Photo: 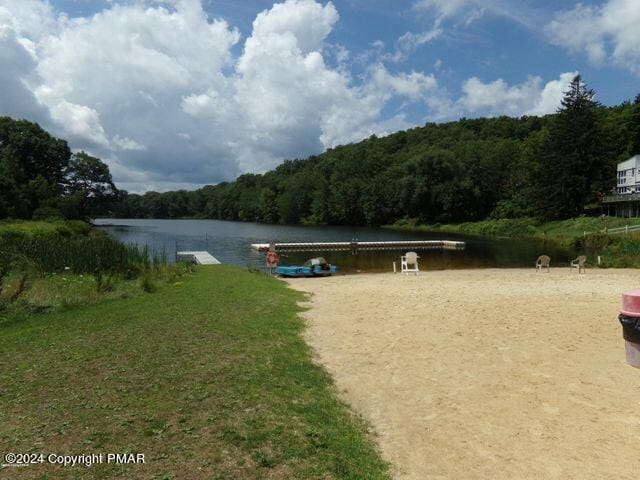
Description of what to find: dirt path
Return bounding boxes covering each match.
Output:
[287,268,640,479]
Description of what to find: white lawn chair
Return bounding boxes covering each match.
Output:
[401,251,420,275]
[535,255,550,272]
[570,255,587,273]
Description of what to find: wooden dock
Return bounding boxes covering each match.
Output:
[250,240,465,253]
[176,251,221,265]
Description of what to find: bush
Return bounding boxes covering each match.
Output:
[32,207,64,221]
[574,233,612,251]
[138,272,157,293]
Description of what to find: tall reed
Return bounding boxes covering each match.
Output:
[0,232,166,276]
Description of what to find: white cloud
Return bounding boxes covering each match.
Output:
[1,0,242,188]
[1,0,445,190]
[388,27,442,63]
[411,0,538,31]
[0,0,578,192]
[0,9,49,120]
[48,100,110,147]
[368,64,437,101]
[431,72,577,119]
[248,0,338,55]
[526,72,578,116]
[412,0,470,20]
[546,0,640,75]
[112,135,147,151]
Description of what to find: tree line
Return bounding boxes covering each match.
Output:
[0,117,118,220]
[2,76,639,224]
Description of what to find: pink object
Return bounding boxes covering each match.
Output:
[620,289,640,316]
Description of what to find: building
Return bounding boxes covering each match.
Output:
[615,155,640,193]
[602,155,640,217]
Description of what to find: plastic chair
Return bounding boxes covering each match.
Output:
[535,255,550,272]
[401,252,420,275]
[569,255,587,273]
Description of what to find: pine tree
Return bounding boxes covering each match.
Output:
[630,94,640,155]
[536,75,609,219]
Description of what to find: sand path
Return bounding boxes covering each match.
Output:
[287,268,640,479]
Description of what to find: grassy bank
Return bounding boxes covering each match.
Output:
[0,266,389,479]
[388,217,640,267]
[0,220,92,236]
[0,220,185,317]
[0,220,165,275]
[388,216,636,239]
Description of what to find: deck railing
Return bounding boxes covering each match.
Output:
[602,193,640,203]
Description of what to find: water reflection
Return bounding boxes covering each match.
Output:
[93,218,576,273]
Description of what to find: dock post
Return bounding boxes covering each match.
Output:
[350,239,358,256]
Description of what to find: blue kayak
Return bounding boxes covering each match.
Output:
[274,257,337,277]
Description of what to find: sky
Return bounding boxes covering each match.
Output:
[0,0,639,192]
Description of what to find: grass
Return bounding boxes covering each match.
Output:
[0,226,162,276]
[0,264,188,321]
[0,266,389,479]
[0,220,91,237]
[0,219,182,316]
[387,216,638,240]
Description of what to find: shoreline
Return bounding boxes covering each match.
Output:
[288,268,640,479]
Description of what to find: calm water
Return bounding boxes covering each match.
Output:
[93,218,576,273]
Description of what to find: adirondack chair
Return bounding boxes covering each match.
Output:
[401,251,420,275]
[570,255,587,273]
[535,255,550,272]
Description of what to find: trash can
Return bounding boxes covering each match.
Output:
[619,289,640,368]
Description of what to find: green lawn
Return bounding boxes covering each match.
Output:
[387,216,639,239]
[0,266,389,479]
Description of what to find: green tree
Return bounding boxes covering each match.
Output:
[631,94,640,155]
[258,188,279,223]
[0,117,71,218]
[63,151,117,219]
[536,75,609,219]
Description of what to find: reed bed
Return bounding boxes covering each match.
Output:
[0,232,166,276]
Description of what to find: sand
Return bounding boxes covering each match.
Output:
[286,268,640,479]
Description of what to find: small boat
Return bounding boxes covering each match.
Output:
[274,257,337,277]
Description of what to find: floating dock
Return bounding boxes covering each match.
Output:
[176,251,221,265]
[250,240,465,253]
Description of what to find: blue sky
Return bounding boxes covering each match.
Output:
[47,0,638,105]
[0,0,639,191]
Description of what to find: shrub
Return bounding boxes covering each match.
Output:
[138,272,157,293]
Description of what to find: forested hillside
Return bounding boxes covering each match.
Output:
[113,77,640,225]
[2,76,639,225]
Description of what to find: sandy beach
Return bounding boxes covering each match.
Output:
[287,268,640,479]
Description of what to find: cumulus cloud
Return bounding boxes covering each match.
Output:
[0,8,50,121]
[1,0,448,190]
[431,71,577,119]
[546,0,640,75]
[0,0,577,192]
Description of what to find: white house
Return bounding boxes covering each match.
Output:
[616,155,640,194]
[603,154,640,217]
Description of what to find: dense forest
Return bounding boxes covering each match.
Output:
[2,76,639,225]
[0,116,118,220]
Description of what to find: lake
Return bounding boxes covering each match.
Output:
[93,218,576,272]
